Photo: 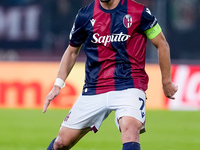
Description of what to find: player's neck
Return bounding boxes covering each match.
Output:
[99,0,121,10]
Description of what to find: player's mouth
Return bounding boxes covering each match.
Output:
[100,0,111,3]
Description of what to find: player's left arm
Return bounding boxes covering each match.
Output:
[141,7,178,99]
[150,31,178,99]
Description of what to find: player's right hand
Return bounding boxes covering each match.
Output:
[43,85,61,113]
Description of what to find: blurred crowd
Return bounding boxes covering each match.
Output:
[0,0,199,63]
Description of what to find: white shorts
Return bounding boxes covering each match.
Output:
[61,88,146,133]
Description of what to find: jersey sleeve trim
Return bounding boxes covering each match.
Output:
[69,41,82,47]
[144,23,162,39]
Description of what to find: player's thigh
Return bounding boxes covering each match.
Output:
[54,126,91,149]
[118,116,142,143]
[61,93,109,132]
[119,116,143,131]
[112,88,146,136]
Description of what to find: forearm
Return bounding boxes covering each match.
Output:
[57,45,80,81]
[43,45,80,113]
[150,32,178,99]
[157,42,172,85]
[150,32,172,85]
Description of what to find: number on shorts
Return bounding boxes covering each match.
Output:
[139,97,145,110]
[139,97,145,118]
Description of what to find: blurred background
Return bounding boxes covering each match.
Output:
[0,0,200,63]
[0,0,200,110]
[0,0,200,109]
[0,1,200,150]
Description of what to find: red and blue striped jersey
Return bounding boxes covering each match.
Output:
[69,0,158,95]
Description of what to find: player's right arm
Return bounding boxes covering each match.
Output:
[43,7,87,113]
[43,8,87,113]
[43,45,81,113]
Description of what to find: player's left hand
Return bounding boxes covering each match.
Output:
[162,82,178,99]
[43,85,61,113]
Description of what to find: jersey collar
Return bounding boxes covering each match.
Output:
[99,0,123,13]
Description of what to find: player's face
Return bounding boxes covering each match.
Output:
[100,0,111,2]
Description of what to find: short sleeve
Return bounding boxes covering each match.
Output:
[140,7,162,39]
[140,7,157,31]
[69,9,88,47]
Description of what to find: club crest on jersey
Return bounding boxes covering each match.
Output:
[123,14,132,28]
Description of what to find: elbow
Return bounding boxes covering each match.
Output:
[163,41,170,50]
[157,40,170,52]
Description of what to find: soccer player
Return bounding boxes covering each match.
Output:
[43,0,178,149]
